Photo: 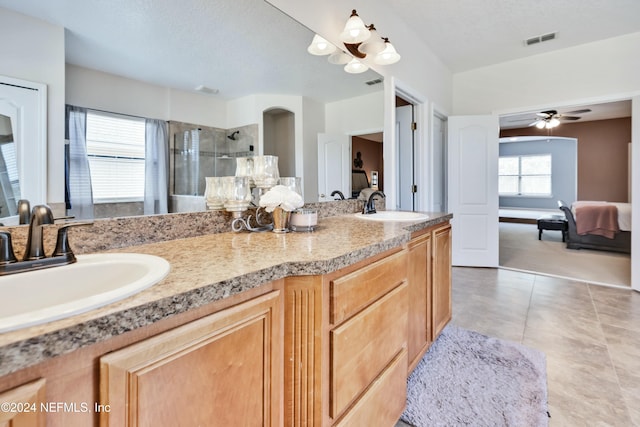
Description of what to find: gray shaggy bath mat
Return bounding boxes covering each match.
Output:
[402,325,549,427]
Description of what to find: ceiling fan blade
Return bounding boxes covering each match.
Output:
[564,109,591,115]
[560,116,581,121]
[528,120,541,127]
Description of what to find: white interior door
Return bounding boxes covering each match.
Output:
[631,95,639,291]
[448,115,499,267]
[432,113,447,212]
[317,133,350,202]
[0,81,45,209]
[396,104,414,210]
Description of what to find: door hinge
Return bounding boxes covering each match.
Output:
[411,122,417,131]
[411,185,418,193]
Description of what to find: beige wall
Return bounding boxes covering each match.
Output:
[501,117,631,202]
[0,7,65,204]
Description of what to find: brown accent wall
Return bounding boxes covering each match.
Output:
[352,136,384,191]
[500,117,631,202]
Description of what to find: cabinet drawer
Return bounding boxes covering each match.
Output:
[334,349,408,427]
[330,282,408,418]
[330,250,407,325]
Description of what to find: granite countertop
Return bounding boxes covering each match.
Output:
[0,212,451,376]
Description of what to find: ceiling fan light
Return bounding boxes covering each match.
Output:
[307,34,337,56]
[549,118,560,127]
[374,39,400,65]
[339,10,371,44]
[535,120,546,129]
[344,58,369,74]
[359,26,386,55]
[327,50,352,65]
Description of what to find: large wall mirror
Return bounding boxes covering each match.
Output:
[0,0,384,219]
[0,76,47,224]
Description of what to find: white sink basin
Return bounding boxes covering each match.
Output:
[354,211,429,222]
[0,253,170,333]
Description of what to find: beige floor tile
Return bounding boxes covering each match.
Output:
[446,266,639,427]
[590,285,640,332]
[532,275,594,303]
[525,306,606,345]
[602,323,640,370]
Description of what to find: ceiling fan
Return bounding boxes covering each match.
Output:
[529,109,592,129]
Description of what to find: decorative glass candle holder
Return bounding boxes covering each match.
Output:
[253,155,280,188]
[204,177,225,210]
[235,157,255,186]
[290,209,318,232]
[224,176,252,213]
[279,177,302,196]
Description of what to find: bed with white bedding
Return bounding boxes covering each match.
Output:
[559,200,631,254]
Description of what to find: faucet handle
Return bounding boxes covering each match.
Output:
[52,222,93,259]
[0,231,17,264]
[17,200,31,225]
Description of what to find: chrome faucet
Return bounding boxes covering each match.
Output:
[24,204,55,260]
[363,191,386,214]
[331,190,345,200]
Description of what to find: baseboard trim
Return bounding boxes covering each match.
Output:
[499,217,537,224]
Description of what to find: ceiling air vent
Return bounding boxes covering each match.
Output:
[524,32,557,46]
[365,78,383,86]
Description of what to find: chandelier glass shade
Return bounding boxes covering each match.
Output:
[344,58,369,74]
[339,10,371,44]
[307,34,337,56]
[306,9,400,73]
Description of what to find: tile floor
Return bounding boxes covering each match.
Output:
[449,267,640,426]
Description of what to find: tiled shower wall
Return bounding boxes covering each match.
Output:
[169,121,258,196]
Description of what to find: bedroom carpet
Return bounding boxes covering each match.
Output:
[401,325,549,427]
[499,222,631,287]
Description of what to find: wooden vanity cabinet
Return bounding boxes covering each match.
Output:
[99,290,282,427]
[0,219,452,427]
[284,248,409,427]
[407,222,453,372]
[407,231,432,371]
[0,378,46,427]
[432,223,452,338]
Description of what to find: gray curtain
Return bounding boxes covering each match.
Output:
[144,119,169,214]
[66,105,94,220]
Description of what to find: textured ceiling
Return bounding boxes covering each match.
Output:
[0,0,383,102]
[1,0,639,107]
[389,0,640,73]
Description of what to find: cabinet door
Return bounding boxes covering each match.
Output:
[407,232,432,371]
[432,224,452,338]
[0,378,46,427]
[100,291,281,427]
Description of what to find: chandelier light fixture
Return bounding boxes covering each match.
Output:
[306,9,401,74]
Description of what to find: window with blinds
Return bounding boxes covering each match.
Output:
[499,154,552,196]
[86,111,145,203]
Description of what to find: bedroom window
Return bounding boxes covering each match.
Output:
[499,154,552,196]
[85,110,146,202]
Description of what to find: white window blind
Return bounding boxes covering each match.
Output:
[0,142,20,198]
[499,154,552,196]
[86,111,145,202]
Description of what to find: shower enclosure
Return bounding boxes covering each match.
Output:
[169,121,256,197]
